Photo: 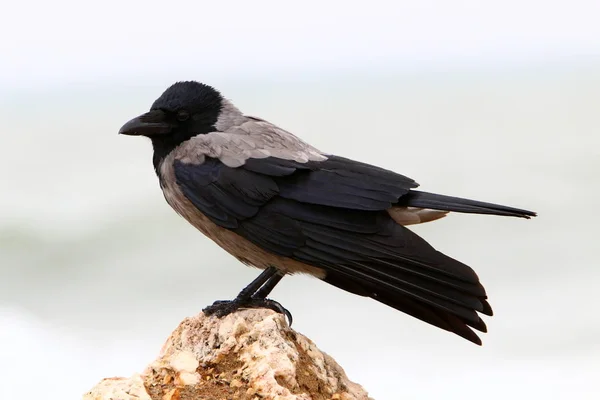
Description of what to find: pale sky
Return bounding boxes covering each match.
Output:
[2,0,600,89]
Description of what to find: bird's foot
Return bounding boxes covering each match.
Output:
[202,297,293,326]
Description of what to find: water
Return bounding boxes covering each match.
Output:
[1,65,598,399]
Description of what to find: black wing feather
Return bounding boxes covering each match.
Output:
[174,158,279,225]
[273,156,416,210]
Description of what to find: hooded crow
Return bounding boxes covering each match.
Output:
[119,81,536,345]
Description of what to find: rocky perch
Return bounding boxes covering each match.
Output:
[83,309,371,400]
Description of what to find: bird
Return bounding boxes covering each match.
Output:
[119,80,536,345]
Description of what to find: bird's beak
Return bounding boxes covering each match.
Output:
[118,110,172,136]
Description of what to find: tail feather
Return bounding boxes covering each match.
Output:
[400,190,537,219]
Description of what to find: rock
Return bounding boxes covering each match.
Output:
[83,309,372,400]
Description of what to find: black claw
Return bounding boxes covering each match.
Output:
[257,297,293,326]
[202,297,293,326]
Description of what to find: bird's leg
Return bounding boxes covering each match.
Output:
[250,272,293,325]
[203,267,292,324]
[235,266,280,301]
[252,272,284,299]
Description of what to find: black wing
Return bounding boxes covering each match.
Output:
[174,155,492,344]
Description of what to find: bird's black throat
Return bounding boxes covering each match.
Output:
[151,132,196,173]
[150,117,214,174]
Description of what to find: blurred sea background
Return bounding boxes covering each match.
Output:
[1,2,599,399]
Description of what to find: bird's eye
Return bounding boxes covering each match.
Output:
[176,110,190,122]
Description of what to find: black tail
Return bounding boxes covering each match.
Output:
[400,190,537,219]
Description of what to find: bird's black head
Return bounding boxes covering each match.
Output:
[119,81,223,169]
